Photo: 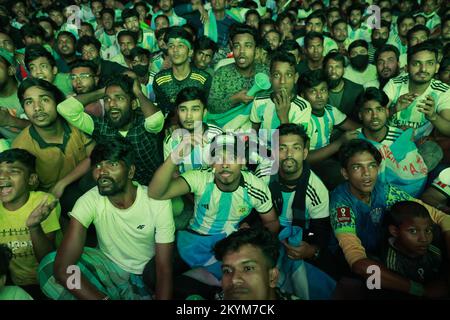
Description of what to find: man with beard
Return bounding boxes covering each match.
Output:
[383,41,450,141]
[12,78,95,215]
[57,73,164,185]
[344,40,377,88]
[330,19,351,55]
[122,8,158,54]
[329,139,450,298]
[324,52,364,121]
[110,30,137,69]
[368,21,391,64]
[95,8,120,60]
[398,25,431,70]
[40,138,175,300]
[55,31,78,73]
[153,27,211,116]
[89,0,104,31]
[355,88,428,197]
[268,124,336,278]
[346,4,371,43]
[366,45,401,90]
[297,32,324,77]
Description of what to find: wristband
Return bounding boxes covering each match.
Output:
[409,281,424,297]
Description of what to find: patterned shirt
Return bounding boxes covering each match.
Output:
[309,104,347,150]
[139,29,159,53]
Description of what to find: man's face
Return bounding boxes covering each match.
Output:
[81,44,100,61]
[376,51,399,80]
[28,57,57,83]
[135,5,147,20]
[325,58,344,82]
[12,2,27,17]
[349,10,362,28]
[303,81,328,112]
[93,160,131,196]
[49,10,65,27]
[327,11,340,28]
[408,30,429,47]
[24,35,43,46]
[305,37,323,62]
[393,217,433,258]
[211,0,226,11]
[0,32,15,53]
[358,99,388,132]
[212,150,243,187]
[381,11,392,23]
[279,134,308,176]
[372,27,390,43]
[422,0,436,14]
[332,22,348,43]
[79,24,94,37]
[342,151,379,196]
[193,48,214,70]
[104,85,133,129]
[264,31,281,51]
[70,66,97,94]
[407,50,439,84]
[167,38,191,66]
[101,13,114,31]
[306,17,324,33]
[0,161,35,206]
[155,16,169,30]
[399,0,413,12]
[159,0,173,13]
[118,35,136,58]
[124,16,140,33]
[442,20,450,40]
[22,86,58,128]
[278,16,292,34]
[270,61,298,96]
[57,34,75,57]
[260,23,275,38]
[399,18,415,38]
[222,244,278,300]
[177,99,205,131]
[91,1,103,18]
[232,33,256,71]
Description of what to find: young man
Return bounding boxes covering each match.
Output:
[55,31,78,73]
[330,139,450,298]
[250,51,311,138]
[192,36,218,75]
[153,27,211,116]
[149,133,280,279]
[387,14,415,55]
[383,41,450,141]
[370,45,401,89]
[95,8,120,60]
[346,4,371,43]
[297,32,324,77]
[356,87,428,198]
[299,70,359,190]
[0,149,60,297]
[369,21,391,64]
[397,24,431,69]
[344,40,378,88]
[122,8,158,53]
[39,138,175,300]
[110,30,138,68]
[330,19,351,55]
[213,227,298,300]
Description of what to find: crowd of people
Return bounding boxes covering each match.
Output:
[0,0,450,301]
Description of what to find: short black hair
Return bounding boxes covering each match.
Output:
[406,24,430,43]
[338,139,382,168]
[230,23,259,43]
[20,23,46,41]
[213,227,279,269]
[374,44,400,62]
[278,123,310,146]
[104,73,136,100]
[80,21,95,34]
[121,7,139,21]
[306,9,327,25]
[346,3,364,16]
[37,16,57,31]
[69,59,98,74]
[77,36,101,53]
[194,36,218,54]
[90,137,135,168]
[407,40,438,64]
[164,26,194,48]
[332,19,347,30]
[439,57,450,73]
[117,29,138,43]
[155,14,170,25]
[18,78,65,107]
[129,46,150,61]
[348,39,368,53]
[356,87,389,110]
[25,44,57,70]
[270,51,297,73]
[304,31,324,48]
[385,201,431,228]
[0,148,36,173]
[279,39,301,53]
[323,51,346,68]
[0,244,12,277]
[397,13,415,27]
[100,7,115,18]
[175,86,207,108]
[276,11,294,25]
[298,69,327,92]
[57,31,77,45]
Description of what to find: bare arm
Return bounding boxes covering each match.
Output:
[154,242,174,300]
[73,87,105,106]
[421,187,450,214]
[259,207,280,234]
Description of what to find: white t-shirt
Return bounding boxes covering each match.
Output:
[70,184,175,274]
[344,64,378,88]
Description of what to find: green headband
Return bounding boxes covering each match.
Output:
[167,37,192,50]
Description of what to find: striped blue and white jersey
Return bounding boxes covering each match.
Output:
[309,105,347,150]
[139,30,159,53]
[347,25,372,43]
[181,169,273,235]
[151,11,186,28]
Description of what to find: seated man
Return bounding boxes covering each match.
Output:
[39,138,175,300]
[213,227,299,300]
[0,149,60,299]
[330,139,450,298]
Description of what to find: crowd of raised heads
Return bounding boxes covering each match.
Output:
[0,0,450,301]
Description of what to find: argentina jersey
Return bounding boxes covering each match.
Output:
[309,105,347,150]
[347,25,371,43]
[279,171,329,227]
[139,30,159,53]
[181,169,273,235]
[383,76,450,140]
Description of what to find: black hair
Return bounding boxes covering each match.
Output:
[385,201,431,228]
[194,36,218,54]
[306,9,327,25]
[270,51,297,73]
[276,11,294,26]
[241,0,258,9]
[155,14,170,25]
[90,137,135,168]
[121,8,139,21]
[278,123,310,146]
[0,244,12,277]
[134,1,148,11]
[397,13,415,27]
[37,16,57,31]
[104,73,136,100]
[80,21,95,34]
[77,36,101,53]
[304,31,324,48]
[117,29,138,43]
[326,7,340,16]
[375,20,391,32]
[24,44,56,70]
[407,40,438,64]
[338,139,382,168]
[406,24,430,43]
[20,23,46,41]
[18,78,65,107]
[346,3,364,16]
[230,23,259,43]
[175,86,207,108]
[348,39,368,53]
[356,87,389,110]
[323,51,346,68]
[164,26,194,47]
[129,46,150,61]
[56,31,77,44]
[0,148,36,173]
[100,8,115,18]
[331,18,347,30]
[156,27,169,40]
[374,44,400,62]
[69,59,98,74]
[439,57,450,74]
[298,69,327,92]
[214,227,279,269]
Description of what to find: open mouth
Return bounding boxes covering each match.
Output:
[98,177,113,187]
[0,183,13,196]
[109,110,121,120]
[34,113,48,121]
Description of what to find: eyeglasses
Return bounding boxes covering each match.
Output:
[69,73,94,80]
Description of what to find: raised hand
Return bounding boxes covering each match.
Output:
[26,196,58,229]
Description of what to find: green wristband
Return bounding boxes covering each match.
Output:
[409,281,424,297]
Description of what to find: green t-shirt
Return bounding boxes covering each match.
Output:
[53,73,73,96]
[0,286,33,300]
[0,92,25,140]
